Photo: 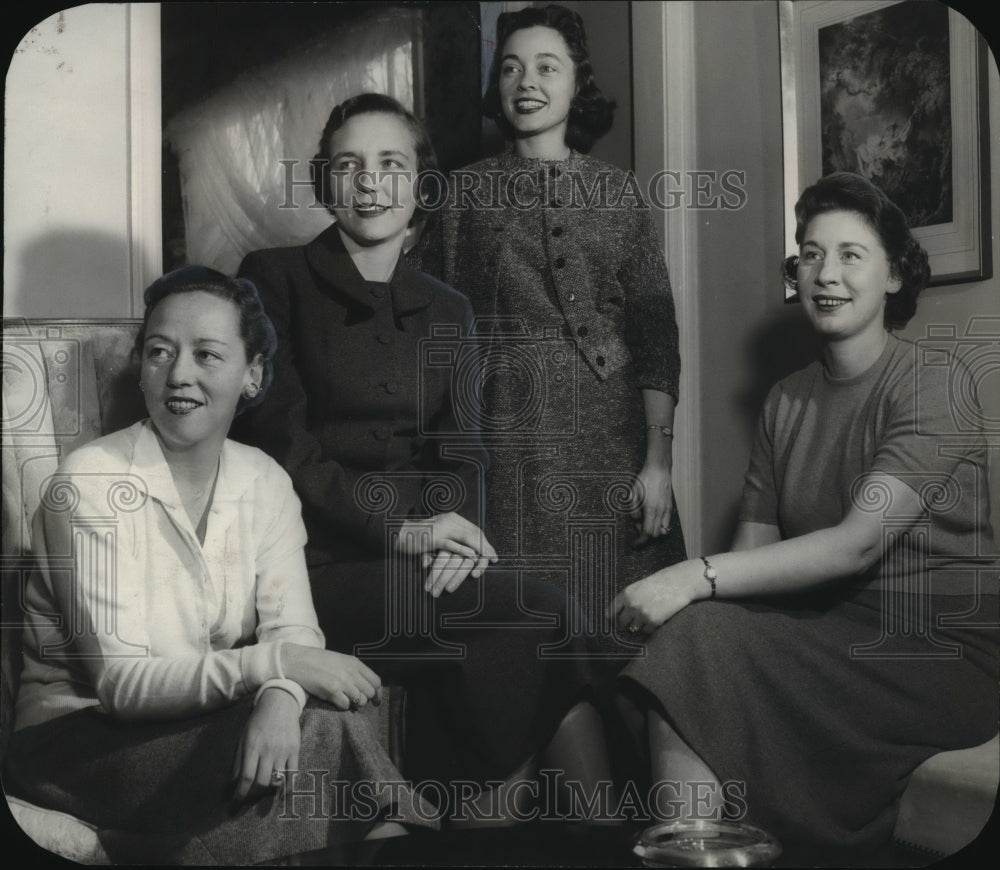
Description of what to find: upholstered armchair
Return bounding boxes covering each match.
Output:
[1,319,410,861]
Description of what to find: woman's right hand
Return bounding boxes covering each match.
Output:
[397,513,498,595]
[280,644,382,710]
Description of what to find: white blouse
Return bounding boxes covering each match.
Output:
[15,420,325,730]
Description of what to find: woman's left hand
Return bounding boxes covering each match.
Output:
[231,687,301,802]
[630,464,674,547]
[608,561,701,634]
[420,550,486,597]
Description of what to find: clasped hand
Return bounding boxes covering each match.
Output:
[397,512,498,597]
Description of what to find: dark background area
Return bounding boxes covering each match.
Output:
[160,1,482,269]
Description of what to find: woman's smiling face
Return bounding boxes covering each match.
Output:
[497,25,576,146]
[141,290,260,456]
[326,111,419,252]
[797,209,900,347]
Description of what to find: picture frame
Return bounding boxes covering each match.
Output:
[780,0,992,298]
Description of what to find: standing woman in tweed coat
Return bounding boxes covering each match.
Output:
[412,4,686,654]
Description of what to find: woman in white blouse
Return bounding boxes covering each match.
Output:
[5,267,433,864]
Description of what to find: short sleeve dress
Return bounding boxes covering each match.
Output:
[620,336,999,848]
[412,148,687,656]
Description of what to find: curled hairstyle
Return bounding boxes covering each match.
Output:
[311,92,438,216]
[482,4,616,153]
[782,172,930,330]
[135,266,277,414]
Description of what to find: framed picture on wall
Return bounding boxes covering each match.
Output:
[779,0,992,298]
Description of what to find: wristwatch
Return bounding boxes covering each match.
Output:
[700,556,717,598]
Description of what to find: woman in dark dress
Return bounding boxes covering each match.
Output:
[411,4,687,656]
[611,173,998,850]
[234,93,613,819]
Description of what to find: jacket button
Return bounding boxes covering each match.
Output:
[577,326,589,338]
[596,355,606,366]
[551,227,563,237]
[554,257,566,269]
[385,380,398,394]
[369,285,386,299]
[377,333,392,345]
[566,292,576,302]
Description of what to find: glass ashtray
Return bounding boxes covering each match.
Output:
[633,820,782,868]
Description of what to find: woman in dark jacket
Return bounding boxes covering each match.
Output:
[234,93,612,818]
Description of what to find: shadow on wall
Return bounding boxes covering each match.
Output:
[11,230,132,319]
[739,298,823,423]
[714,302,823,546]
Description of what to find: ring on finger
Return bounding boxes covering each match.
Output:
[270,769,285,786]
[628,624,640,634]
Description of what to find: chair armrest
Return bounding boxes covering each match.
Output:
[893,734,999,856]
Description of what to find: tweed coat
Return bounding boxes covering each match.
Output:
[233,224,488,567]
[413,149,680,397]
[411,149,687,650]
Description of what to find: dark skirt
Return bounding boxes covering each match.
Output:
[309,559,604,790]
[618,588,999,850]
[4,695,436,865]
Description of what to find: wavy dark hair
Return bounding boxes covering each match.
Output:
[782,172,930,330]
[311,92,437,217]
[135,266,277,415]
[482,4,615,153]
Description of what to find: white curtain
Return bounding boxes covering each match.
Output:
[165,8,419,275]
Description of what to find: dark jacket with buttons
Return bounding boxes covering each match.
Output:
[233,225,487,566]
[411,149,680,399]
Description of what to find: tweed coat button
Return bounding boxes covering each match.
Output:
[566,292,576,302]
[577,326,589,338]
[554,257,566,269]
[551,227,563,237]
[596,355,606,366]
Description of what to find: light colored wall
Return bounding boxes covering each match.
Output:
[691,0,788,552]
[688,1,1000,552]
[4,5,133,318]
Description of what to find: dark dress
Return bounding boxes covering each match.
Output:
[233,225,599,788]
[411,149,687,657]
[620,337,1000,848]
